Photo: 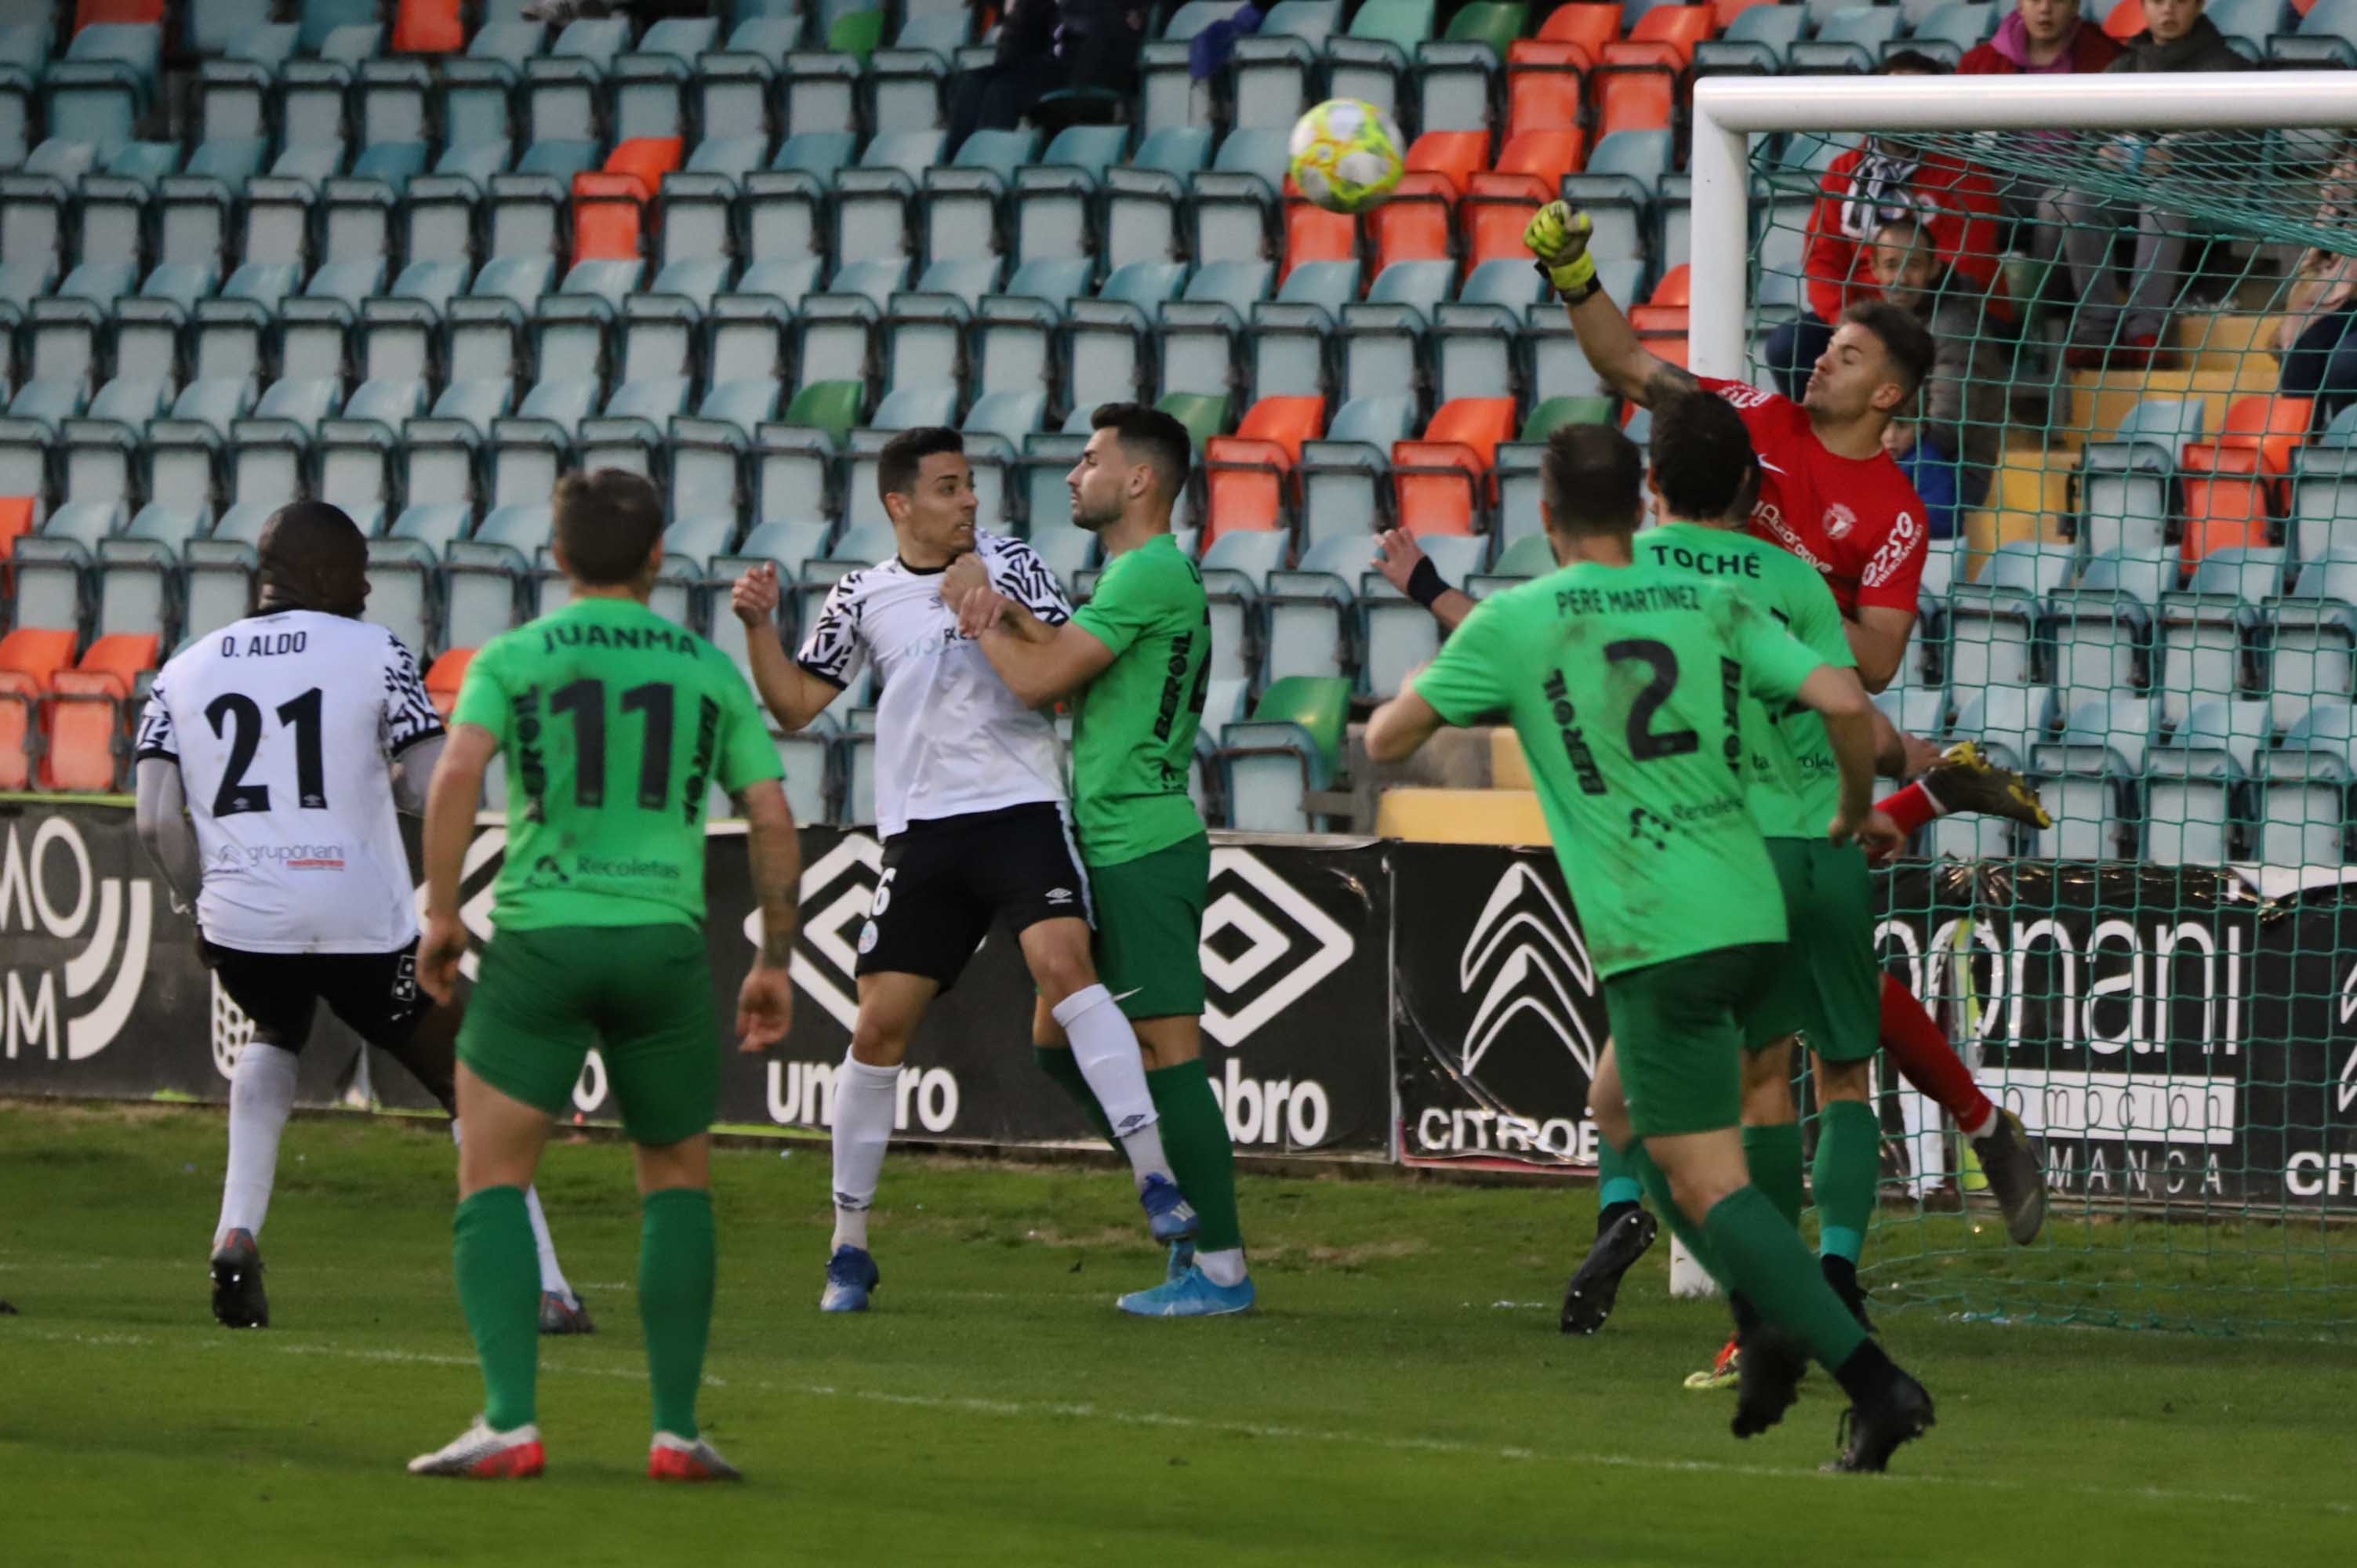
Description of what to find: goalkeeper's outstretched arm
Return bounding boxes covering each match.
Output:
[1524,201,1698,410]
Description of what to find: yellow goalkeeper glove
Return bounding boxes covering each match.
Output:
[1524,201,1600,303]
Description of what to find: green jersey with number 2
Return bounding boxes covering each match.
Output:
[452,596,783,932]
[1637,521,1855,842]
[1070,532,1211,867]
[1413,560,1828,979]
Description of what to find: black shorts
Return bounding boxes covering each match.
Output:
[857,801,1090,993]
[202,938,433,1054]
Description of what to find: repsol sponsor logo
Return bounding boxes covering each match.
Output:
[0,817,153,1063]
[1411,1108,1603,1160]
[1206,1058,1330,1148]
[765,1058,962,1134]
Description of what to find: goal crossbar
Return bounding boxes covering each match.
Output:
[1687,71,2357,387]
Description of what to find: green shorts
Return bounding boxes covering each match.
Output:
[1740,837,1882,1062]
[1088,832,1210,1021]
[458,922,719,1146]
[1602,942,1781,1140]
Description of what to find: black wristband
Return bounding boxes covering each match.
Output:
[1531,259,1601,305]
[1405,555,1450,610]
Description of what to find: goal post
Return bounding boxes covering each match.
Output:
[1675,72,2357,1337]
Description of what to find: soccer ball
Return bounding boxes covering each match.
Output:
[1287,98,1406,215]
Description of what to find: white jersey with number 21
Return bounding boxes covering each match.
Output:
[135,611,446,955]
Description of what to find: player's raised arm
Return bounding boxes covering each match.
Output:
[1374,529,1476,631]
[1529,201,1697,410]
[732,563,845,732]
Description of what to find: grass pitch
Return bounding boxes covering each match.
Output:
[3,1102,2350,1568]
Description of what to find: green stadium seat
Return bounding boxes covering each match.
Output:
[785,379,867,445]
[1252,673,1353,775]
[1157,391,1230,450]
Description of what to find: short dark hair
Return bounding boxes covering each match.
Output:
[877,426,964,509]
[1648,392,1760,523]
[1091,402,1193,500]
[1878,48,1947,74]
[1873,212,1930,251]
[256,499,368,614]
[553,468,665,586]
[1539,422,1645,538]
[1841,298,1938,401]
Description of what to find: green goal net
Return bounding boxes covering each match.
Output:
[1743,121,2357,1336]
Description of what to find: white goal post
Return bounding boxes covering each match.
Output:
[1685,69,2357,390]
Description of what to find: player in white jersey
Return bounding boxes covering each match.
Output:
[132,503,587,1334]
[732,427,1199,1312]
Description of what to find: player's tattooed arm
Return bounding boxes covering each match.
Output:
[132,757,201,911]
[418,723,497,1005]
[736,779,800,1051]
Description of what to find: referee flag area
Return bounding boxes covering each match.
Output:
[2,1100,2348,1567]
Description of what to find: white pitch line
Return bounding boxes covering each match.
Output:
[7,1325,2350,1518]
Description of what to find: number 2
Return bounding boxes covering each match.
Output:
[1603,640,1699,763]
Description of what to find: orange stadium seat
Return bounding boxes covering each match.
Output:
[572,174,651,264]
[1284,201,1358,281]
[2104,0,2148,38]
[1625,4,1716,67]
[76,633,160,700]
[605,136,685,194]
[1651,263,1691,306]
[1392,399,1517,537]
[2192,394,2315,483]
[40,673,121,793]
[1506,42,1588,137]
[1488,129,1586,198]
[0,627,78,691]
[1367,174,1456,270]
[393,0,467,53]
[1594,49,1678,137]
[75,1,162,30]
[1538,3,1622,60]
[0,496,35,572]
[1462,180,1547,275]
[2181,472,2272,573]
[1204,397,1326,545]
[1405,131,1490,197]
[426,649,474,717]
[0,691,30,791]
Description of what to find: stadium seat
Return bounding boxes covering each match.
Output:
[392,0,465,54]
[2155,548,2283,730]
[1943,541,2074,692]
[1230,1,1342,130]
[1266,533,1383,682]
[1361,532,1487,696]
[1790,6,1904,73]
[1197,527,1290,684]
[1367,173,1457,276]
[2147,697,2272,864]
[1505,39,1588,140]
[2267,558,2357,735]
[1536,2,1621,57]
[2269,0,2357,65]
[2258,701,2357,867]
[424,647,474,717]
[1696,2,1805,73]
[1392,397,1515,537]
[1204,395,1326,545]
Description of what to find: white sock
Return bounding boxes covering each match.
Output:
[1052,985,1174,1190]
[830,1055,900,1254]
[1196,1247,1248,1287]
[522,1185,572,1301]
[217,1041,300,1244]
[1962,1104,2001,1140]
[452,1120,572,1301]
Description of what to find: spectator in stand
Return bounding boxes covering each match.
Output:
[1959,0,2123,263]
[1763,53,2009,404]
[2279,153,2357,430]
[948,1,1149,147]
[2046,0,2252,369]
[1871,216,2009,542]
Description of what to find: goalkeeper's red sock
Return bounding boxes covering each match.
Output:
[1877,781,1942,837]
[1879,976,1999,1137]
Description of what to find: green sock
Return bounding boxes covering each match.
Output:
[1702,1185,1867,1369]
[1811,1100,1882,1264]
[1147,1060,1243,1254]
[640,1187,716,1440]
[454,1185,539,1432]
[1621,1140,1724,1287]
[1034,1045,1117,1144]
[1742,1122,1806,1230]
[1596,1138,1644,1212]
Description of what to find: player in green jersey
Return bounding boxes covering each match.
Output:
[948,404,1254,1318]
[407,471,803,1483]
[1365,424,1935,1473]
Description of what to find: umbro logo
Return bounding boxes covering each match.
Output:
[1046,887,1074,905]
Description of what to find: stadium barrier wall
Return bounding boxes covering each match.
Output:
[3,797,2352,1210]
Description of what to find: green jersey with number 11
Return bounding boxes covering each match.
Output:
[1413,560,1827,979]
[452,596,783,932]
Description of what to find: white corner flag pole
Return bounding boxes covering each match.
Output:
[1669,1236,1721,1299]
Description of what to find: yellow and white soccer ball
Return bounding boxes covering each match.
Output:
[1287,97,1407,215]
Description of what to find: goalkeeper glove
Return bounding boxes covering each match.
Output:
[1525,201,1601,304]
